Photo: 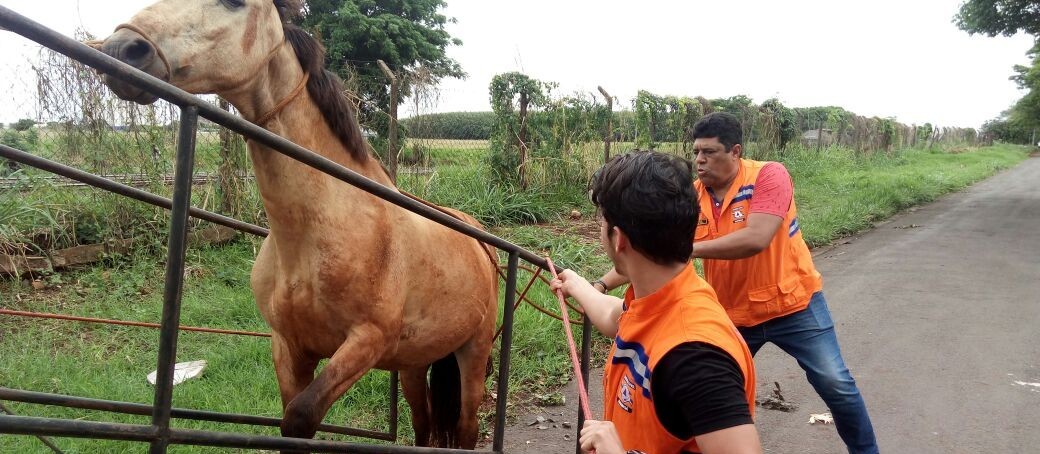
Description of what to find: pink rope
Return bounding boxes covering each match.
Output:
[545,257,593,421]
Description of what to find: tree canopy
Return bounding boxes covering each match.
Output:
[954,0,1040,37]
[955,0,1040,141]
[297,0,465,140]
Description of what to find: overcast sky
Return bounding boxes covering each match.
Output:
[0,0,1035,128]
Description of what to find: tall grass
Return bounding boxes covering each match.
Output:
[785,144,1026,246]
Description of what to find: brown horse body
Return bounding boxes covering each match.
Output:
[99,0,497,449]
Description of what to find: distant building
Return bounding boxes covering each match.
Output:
[802,128,834,146]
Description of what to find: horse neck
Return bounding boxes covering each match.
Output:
[222,52,395,235]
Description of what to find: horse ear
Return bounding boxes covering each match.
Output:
[273,0,289,23]
[274,0,303,23]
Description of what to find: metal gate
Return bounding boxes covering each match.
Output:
[0,5,593,453]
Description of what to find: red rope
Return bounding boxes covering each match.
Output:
[0,308,271,337]
[545,257,593,421]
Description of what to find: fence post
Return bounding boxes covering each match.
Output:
[598,86,612,164]
[377,60,399,183]
[217,97,242,216]
[816,121,824,154]
[518,92,530,190]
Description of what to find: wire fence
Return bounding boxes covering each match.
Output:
[1,30,259,255]
[0,29,988,263]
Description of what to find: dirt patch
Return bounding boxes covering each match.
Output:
[1030,149,1040,157]
[541,214,600,244]
[495,368,605,453]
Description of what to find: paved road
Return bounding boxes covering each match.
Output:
[755,156,1040,453]
[504,156,1040,453]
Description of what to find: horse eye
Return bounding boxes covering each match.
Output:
[221,0,245,9]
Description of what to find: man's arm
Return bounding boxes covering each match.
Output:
[653,343,762,454]
[692,213,782,260]
[695,425,762,454]
[595,267,629,293]
[550,269,625,337]
[694,162,793,260]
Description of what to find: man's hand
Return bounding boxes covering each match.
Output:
[550,269,592,302]
[580,420,625,454]
[551,269,624,337]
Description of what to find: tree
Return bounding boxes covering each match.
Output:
[1007,48,1040,129]
[956,1,1040,133]
[298,0,465,143]
[488,72,552,188]
[761,98,797,150]
[954,0,1040,37]
[12,118,36,131]
[982,114,1033,143]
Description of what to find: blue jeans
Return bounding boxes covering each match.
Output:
[738,292,878,454]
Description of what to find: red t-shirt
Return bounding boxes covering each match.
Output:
[710,162,792,219]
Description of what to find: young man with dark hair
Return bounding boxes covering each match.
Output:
[551,151,761,454]
[594,113,879,454]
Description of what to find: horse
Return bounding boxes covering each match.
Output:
[96,0,499,449]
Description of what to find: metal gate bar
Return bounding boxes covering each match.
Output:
[148,104,198,454]
[0,387,393,440]
[0,4,594,453]
[0,415,475,454]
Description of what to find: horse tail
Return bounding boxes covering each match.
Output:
[429,353,462,447]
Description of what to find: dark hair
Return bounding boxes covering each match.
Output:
[275,1,370,162]
[589,151,698,265]
[692,112,743,150]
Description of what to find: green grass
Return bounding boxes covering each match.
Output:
[0,243,402,453]
[0,143,1030,452]
[785,144,1028,246]
[399,164,587,226]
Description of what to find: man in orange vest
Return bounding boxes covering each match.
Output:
[551,151,761,454]
[595,113,878,454]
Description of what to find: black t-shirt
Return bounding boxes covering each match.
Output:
[650,341,753,440]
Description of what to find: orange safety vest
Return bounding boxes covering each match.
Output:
[604,263,756,454]
[694,158,823,327]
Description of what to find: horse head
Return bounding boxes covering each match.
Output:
[98,0,297,104]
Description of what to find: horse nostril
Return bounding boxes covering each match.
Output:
[124,38,153,64]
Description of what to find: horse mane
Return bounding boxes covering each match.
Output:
[273,1,370,162]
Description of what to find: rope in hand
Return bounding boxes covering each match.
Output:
[545,257,594,425]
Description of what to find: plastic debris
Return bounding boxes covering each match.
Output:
[147,360,207,386]
[808,412,833,425]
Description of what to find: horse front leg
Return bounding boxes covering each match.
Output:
[280,323,386,444]
[272,334,318,410]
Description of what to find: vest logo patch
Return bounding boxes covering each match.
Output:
[732,205,746,223]
[698,217,709,226]
[617,375,636,413]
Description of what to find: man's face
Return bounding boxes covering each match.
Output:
[692,137,740,188]
[598,213,613,258]
[598,213,624,274]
